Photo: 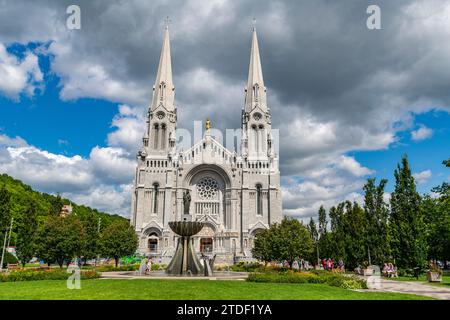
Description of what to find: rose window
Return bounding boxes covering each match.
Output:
[197,177,219,200]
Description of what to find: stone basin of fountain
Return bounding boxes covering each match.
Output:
[165,221,206,276]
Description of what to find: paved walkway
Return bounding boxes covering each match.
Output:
[365,277,450,300]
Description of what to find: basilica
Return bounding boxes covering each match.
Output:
[131,24,282,263]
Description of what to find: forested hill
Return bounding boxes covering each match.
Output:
[0,173,128,229]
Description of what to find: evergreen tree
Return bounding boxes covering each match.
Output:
[15,200,37,267]
[317,205,330,259]
[308,217,320,265]
[342,201,366,269]
[363,178,390,265]
[389,155,427,269]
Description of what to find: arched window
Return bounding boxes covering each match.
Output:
[161,124,167,149]
[253,84,259,102]
[153,124,159,149]
[256,184,262,216]
[153,183,159,214]
[159,82,166,101]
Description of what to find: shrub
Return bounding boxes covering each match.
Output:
[230,261,264,272]
[0,268,100,282]
[1,251,18,268]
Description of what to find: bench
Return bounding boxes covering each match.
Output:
[7,263,19,270]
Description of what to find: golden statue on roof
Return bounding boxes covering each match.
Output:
[205,118,211,130]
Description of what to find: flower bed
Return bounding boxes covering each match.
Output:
[247,270,367,290]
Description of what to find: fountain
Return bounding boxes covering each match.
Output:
[165,220,205,275]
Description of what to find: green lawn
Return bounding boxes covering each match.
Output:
[390,274,450,287]
[0,279,432,300]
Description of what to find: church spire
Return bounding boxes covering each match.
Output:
[244,23,266,112]
[151,18,174,111]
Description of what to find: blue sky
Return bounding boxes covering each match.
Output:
[0,0,449,219]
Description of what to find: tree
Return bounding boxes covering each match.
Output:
[15,200,38,267]
[49,193,63,216]
[80,213,100,264]
[253,218,313,267]
[100,221,138,267]
[251,229,273,265]
[35,215,86,267]
[424,158,450,261]
[308,218,320,265]
[389,155,427,269]
[0,186,11,239]
[363,178,390,265]
[317,206,331,259]
[341,201,366,269]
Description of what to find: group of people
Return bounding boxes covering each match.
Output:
[139,257,153,275]
[382,263,398,277]
[281,258,311,271]
[321,258,345,271]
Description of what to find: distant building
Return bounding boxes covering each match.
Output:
[60,204,73,217]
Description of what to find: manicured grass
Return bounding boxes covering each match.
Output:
[390,275,450,287]
[0,279,432,300]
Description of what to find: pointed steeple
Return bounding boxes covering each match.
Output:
[151,19,175,111]
[244,25,267,112]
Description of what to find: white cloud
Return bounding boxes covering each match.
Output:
[107,105,146,155]
[411,125,433,141]
[413,170,432,184]
[335,155,374,177]
[0,43,43,99]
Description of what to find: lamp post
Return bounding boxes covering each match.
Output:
[0,218,13,272]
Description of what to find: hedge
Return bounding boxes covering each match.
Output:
[0,268,100,282]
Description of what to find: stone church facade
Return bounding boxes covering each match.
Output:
[131,24,282,263]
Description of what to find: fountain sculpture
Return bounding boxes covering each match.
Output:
[166,190,209,275]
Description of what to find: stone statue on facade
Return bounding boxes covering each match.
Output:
[183,190,191,215]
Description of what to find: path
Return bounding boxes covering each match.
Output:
[365,277,450,300]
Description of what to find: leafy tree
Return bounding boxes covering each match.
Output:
[49,193,64,216]
[100,221,138,267]
[389,155,427,269]
[80,213,100,264]
[363,178,390,265]
[35,215,86,267]
[253,218,313,267]
[251,229,273,265]
[15,200,38,267]
[424,158,450,261]
[0,186,11,239]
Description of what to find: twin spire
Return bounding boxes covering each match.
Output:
[245,25,266,112]
[151,20,174,110]
[150,20,266,113]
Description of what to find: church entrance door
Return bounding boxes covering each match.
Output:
[200,238,213,253]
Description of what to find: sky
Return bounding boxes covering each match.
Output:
[0,0,449,220]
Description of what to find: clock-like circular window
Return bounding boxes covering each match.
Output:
[253,112,262,121]
[197,177,219,200]
[156,111,165,120]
